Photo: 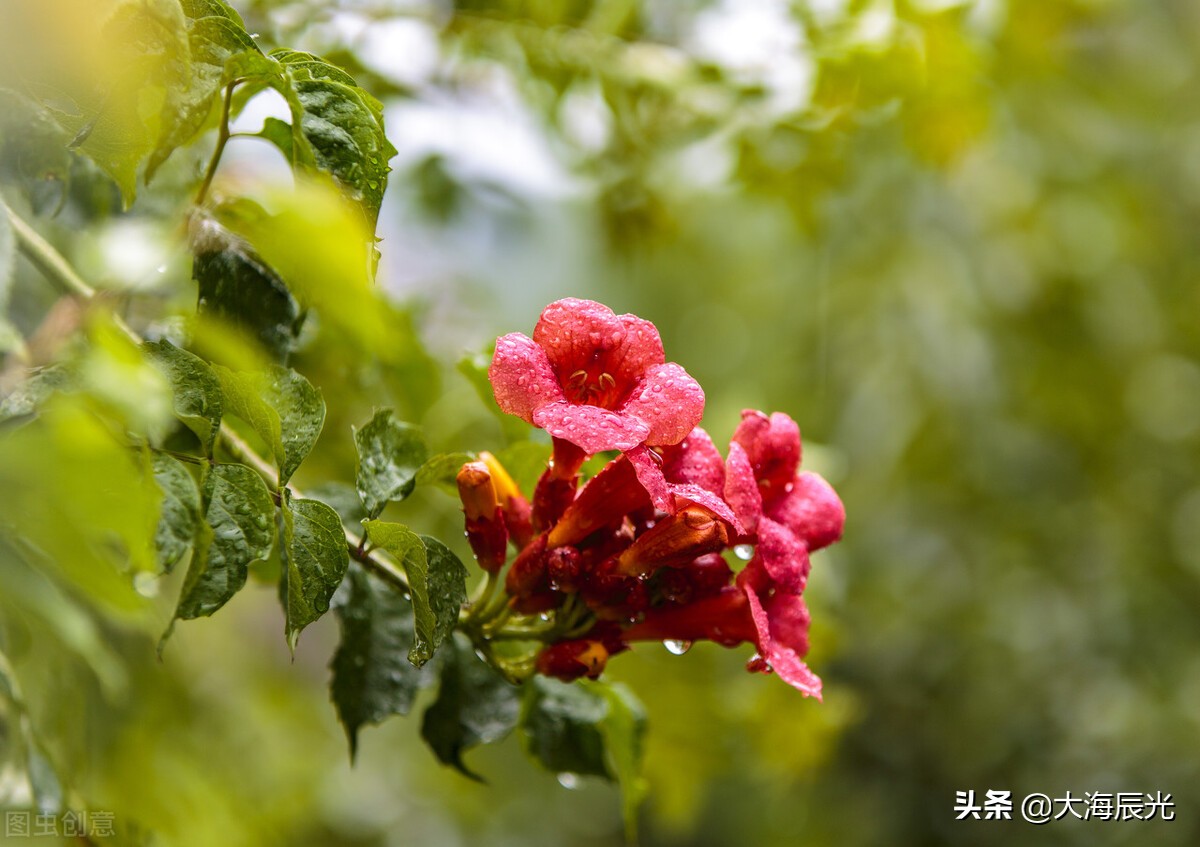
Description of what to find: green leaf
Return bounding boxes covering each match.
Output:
[0,365,72,425]
[353,409,429,519]
[214,363,323,485]
[330,564,434,758]
[362,523,467,667]
[147,0,276,179]
[415,451,478,494]
[521,678,647,839]
[143,339,224,454]
[175,463,274,619]
[193,213,304,362]
[214,364,283,467]
[268,49,397,229]
[420,633,520,780]
[281,497,348,650]
[594,681,648,841]
[151,453,201,574]
[51,0,192,205]
[256,116,294,161]
[261,365,325,486]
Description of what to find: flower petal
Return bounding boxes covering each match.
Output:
[766,471,845,552]
[533,402,650,455]
[533,298,665,390]
[669,483,745,537]
[620,363,705,447]
[755,516,810,594]
[732,409,801,500]
[662,427,725,493]
[627,445,672,511]
[489,333,565,424]
[740,574,821,699]
[724,441,763,535]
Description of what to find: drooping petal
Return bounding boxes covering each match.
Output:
[732,409,801,501]
[669,482,745,537]
[740,573,821,699]
[533,298,665,391]
[662,427,725,493]
[755,516,810,594]
[620,362,705,448]
[489,333,565,424]
[724,441,763,535]
[766,471,846,552]
[627,445,672,511]
[533,401,650,454]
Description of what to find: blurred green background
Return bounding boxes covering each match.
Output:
[3,0,1200,845]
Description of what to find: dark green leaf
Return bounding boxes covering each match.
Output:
[420,633,520,779]
[262,365,325,486]
[415,451,478,494]
[282,497,348,650]
[151,453,201,574]
[143,339,223,454]
[330,564,434,758]
[268,49,397,228]
[175,463,274,619]
[520,677,647,838]
[353,409,428,519]
[193,213,304,362]
[520,676,610,779]
[362,522,467,666]
[303,481,366,532]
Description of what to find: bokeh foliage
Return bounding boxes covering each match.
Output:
[3,1,1199,845]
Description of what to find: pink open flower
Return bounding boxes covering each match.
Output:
[724,410,845,593]
[489,298,705,455]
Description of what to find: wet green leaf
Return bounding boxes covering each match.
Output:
[269,49,396,229]
[151,453,201,574]
[416,451,478,494]
[362,522,467,667]
[193,214,304,362]
[353,409,428,519]
[330,564,434,759]
[144,339,223,454]
[214,364,283,468]
[282,497,348,650]
[261,365,325,486]
[147,0,276,180]
[420,633,520,780]
[175,463,274,619]
[519,677,646,836]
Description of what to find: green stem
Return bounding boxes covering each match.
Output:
[194,82,237,206]
[3,200,411,598]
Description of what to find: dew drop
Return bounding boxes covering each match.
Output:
[156,264,167,274]
[663,639,693,655]
[734,544,754,560]
[134,572,159,598]
[652,384,663,393]
[557,772,581,789]
[517,375,528,386]
[538,612,553,622]
[784,482,794,493]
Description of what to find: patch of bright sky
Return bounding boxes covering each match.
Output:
[686,0,815,117]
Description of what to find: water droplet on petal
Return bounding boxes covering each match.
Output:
[663,639,693,656]
[734,544,754,560]
[557,772,581,789]
[784,481,795,493]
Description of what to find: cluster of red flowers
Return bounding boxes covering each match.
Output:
[457,298,843,697]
